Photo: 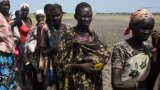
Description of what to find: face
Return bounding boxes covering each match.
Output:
[21,7,29,17]
[16,11,21,18]
[45,6,52,18]
[50,9,62,25]
[0,0,10,15]
[132,19,154,41]
[36,14,45,23]
[75,7,92,27]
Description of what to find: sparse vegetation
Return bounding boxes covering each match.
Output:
[28,14,160,90]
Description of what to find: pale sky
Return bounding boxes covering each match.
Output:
[10,0,160,13]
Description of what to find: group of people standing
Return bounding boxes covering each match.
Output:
[0,0,160,90]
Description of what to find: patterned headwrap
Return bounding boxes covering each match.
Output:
[124,9,154,35]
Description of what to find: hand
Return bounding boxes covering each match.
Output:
[39,60,45,70]
[39,21,45,25]
[80,62,94,73]
[151,30,160,49]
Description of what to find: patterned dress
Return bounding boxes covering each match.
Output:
[56,27,110,90]
[0,13,16,90]
[111,40,152,89]
[40,23,70,86]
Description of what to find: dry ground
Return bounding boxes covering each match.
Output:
[17,14,160,90]
[62,14,160,90]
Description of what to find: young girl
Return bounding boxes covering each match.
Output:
[25,9,45,90]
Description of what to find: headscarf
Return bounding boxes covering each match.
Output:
[124,9,154,35]
[21,3,29,9]
[35,9,45,16]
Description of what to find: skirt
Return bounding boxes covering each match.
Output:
[0,54,16,90]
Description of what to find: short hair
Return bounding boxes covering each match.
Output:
[44,4,52,14]
[51,4,63,13]
[75,2,92,15]
[15,10,20,17]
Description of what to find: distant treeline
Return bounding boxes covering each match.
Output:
[30,12,160,15]
[95,12,160,15]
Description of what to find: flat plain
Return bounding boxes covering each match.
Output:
[21,14,160,90]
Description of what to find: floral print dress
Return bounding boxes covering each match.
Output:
[56,27,110,90]
[111,40,152,84]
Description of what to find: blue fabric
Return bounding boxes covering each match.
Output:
[47,69,57,85]
[46,38,57,85]
[0,55,16,90]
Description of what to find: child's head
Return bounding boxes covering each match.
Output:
[125,9,155,41]
[74,2,93,28]
[35,9,45,23]
[15,10,21,19]
[44,4,52,19]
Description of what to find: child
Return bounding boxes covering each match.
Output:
[25,9,45,90]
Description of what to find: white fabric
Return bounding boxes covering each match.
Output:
[122,53,151,81]
[35,9,45,16]
[27,39,37,53]
[21,3,29,8]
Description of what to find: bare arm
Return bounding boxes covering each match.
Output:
[42,43,58,56]
[71,63,95,74]
[111,43,147,90]
[112,68,147,90]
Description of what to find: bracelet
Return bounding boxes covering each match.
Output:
[135,81,138,90]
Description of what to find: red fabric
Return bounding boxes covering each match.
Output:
[14,46,20,57]
[19,24,30,42]
[124,27,130,36]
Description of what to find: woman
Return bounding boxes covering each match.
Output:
[16,3,32,89]
[19,4,32,43]
[0,0,16,89]
[45,2,110,90]
[41,4,71,90]
[111,9,160,90]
